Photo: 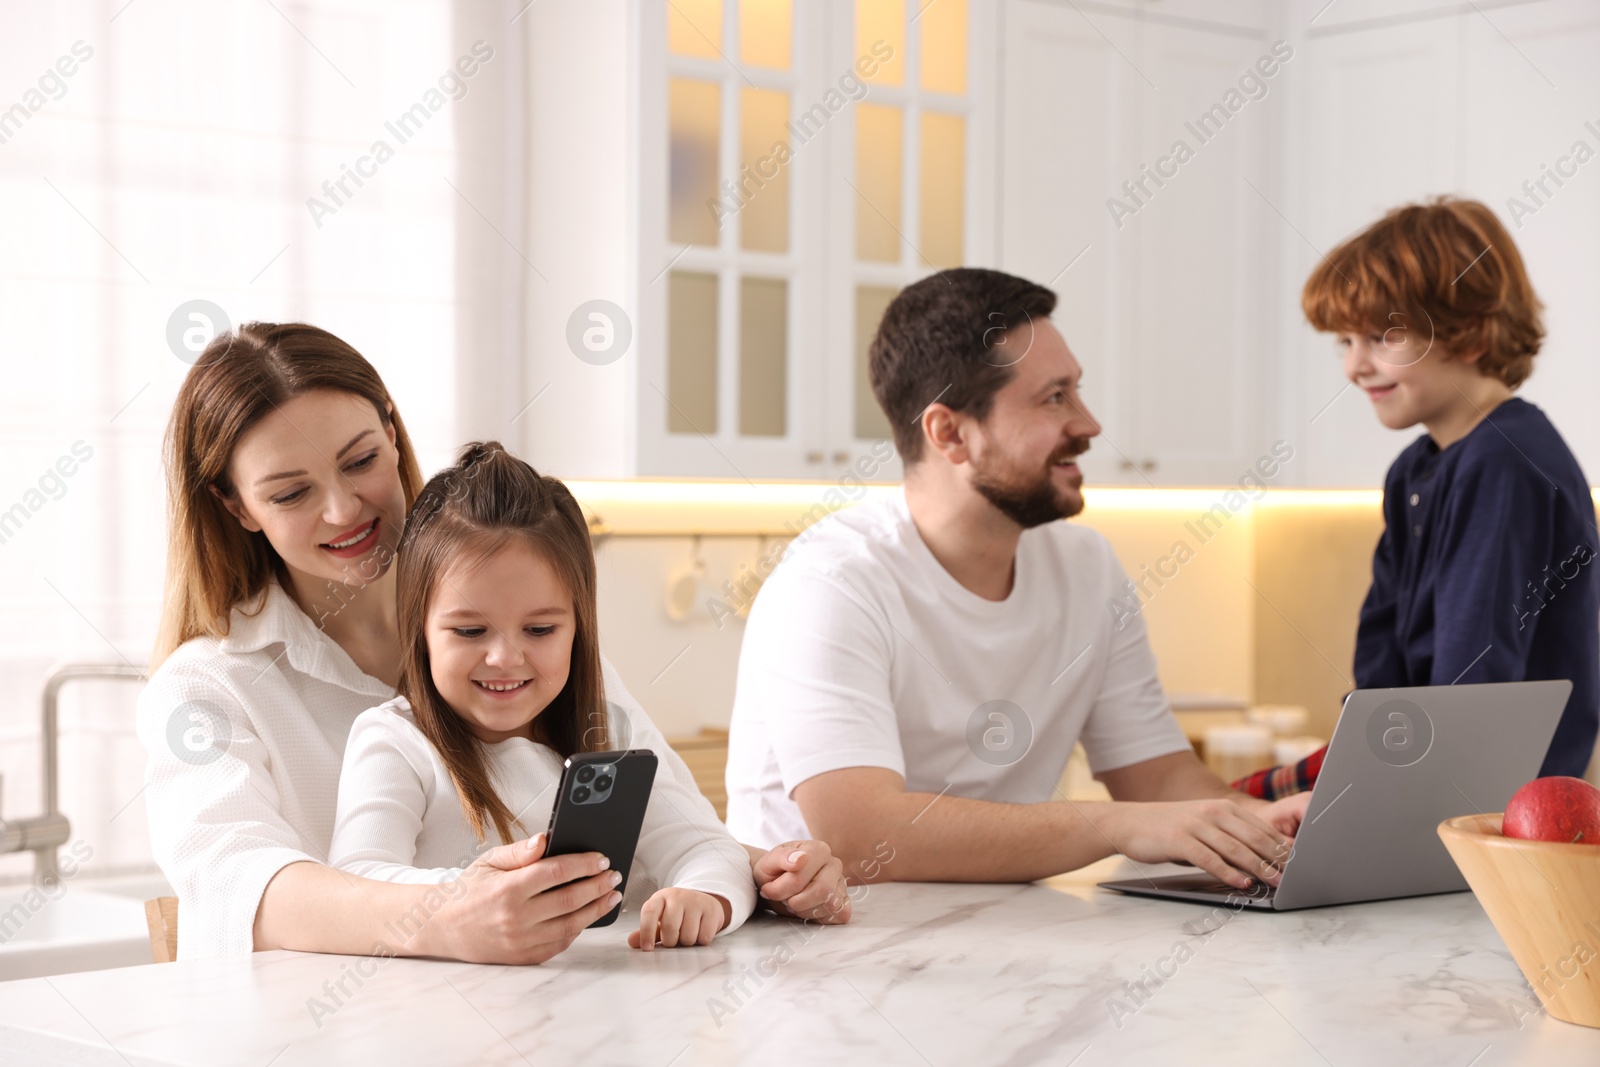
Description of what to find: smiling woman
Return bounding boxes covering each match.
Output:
[153,324,423,667]
[137,324,633,963]
[214,395,408,649]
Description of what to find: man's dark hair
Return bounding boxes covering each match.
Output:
[868,268,1057,464]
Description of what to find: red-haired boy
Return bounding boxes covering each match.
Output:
[1239,197,1598,798]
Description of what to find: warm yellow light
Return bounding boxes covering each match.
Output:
[1081,488,1246,512]
[566,480,887,505]
[567,479,899,536]
[1257,489,1385,509]
[668,0,723,59]
[565,480,1597,535]
[1079,488,1386,511]
[919,0,967,94]
[856,0,905,85]
[738,0,791,70]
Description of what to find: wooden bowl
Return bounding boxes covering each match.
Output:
[1438,813,1600,1028]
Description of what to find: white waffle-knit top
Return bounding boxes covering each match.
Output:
[328,696,754,935]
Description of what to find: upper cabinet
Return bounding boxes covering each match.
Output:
[524,0,1600,488]
[1004,0,1600,488]
[524,0,997,483]
[1283,6,1461,487]
[1457,0,1600,489]
[1000,1,1281,486]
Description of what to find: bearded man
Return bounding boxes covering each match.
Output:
[725,268,1307,890]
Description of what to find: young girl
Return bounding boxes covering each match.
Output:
[330,442,766,948]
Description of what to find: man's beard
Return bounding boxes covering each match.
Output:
[971,441,1090,529]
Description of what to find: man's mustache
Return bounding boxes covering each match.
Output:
[1053,439,1093,463]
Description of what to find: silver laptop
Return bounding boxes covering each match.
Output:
[1099,680,1573,910]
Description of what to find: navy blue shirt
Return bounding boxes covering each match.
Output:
[1354,397,1599,778]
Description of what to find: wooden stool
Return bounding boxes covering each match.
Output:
[667,728,730,820]
[143,897,179,963]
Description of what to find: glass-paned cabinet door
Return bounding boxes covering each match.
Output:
[654,0,808,476]
[668,78,720,248]
[832,0,979,480]
[646,0,988,479]
[667,271,719,433]
[854,284,896,442]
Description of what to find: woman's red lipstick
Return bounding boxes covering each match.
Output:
[321,518,380,558]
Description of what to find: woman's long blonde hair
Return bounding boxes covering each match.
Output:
[153,323,423,667]
[397,441,609,844]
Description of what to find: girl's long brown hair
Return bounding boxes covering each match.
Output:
[153,323,423,667]
[396,441,608,844]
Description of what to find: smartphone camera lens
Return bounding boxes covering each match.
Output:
[594,774,613,791]
[576,765,596,784]
[573,785,591,803]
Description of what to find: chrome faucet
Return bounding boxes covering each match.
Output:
[1,664,147,885]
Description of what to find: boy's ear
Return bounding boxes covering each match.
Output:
[1455,345,1488,365]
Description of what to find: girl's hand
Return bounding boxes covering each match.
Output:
[750,840,852,924]
[627,888,729,950]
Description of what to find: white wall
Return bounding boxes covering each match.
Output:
[0,0,522,883]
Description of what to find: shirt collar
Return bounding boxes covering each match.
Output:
[219,579,395,700]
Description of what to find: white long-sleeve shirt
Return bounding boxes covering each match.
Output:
[136,579,747,958]
[328,697,754,936]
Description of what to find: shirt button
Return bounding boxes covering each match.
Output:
[1413,525,1423,537]
[1410,493,1420,506]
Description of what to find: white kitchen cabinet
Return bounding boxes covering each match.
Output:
[997,0,1126,488]
[1000,0,1282,485]
[818,0,1001,483]
[523,0,1600,489]
[630,0,829,484]
[1125,21,1275,485]
[1004,0,1600,489]
[522,0,997,484]
[1283,7,1461,487]
[1457,0,1600,485]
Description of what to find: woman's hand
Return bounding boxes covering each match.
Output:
[749,840,852,924]
[427,833,621,965]
[627,888,729,950]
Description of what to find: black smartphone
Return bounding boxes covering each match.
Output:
[544,749,659,928]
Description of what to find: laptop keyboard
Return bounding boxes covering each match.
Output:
[1190,879,1276,899]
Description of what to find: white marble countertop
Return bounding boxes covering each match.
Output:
[1,857,1596,1066]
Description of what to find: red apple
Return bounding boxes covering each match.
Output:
[1502,777,1600,845]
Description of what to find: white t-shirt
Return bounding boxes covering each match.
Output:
[724,489,1192,847]
[328,696,755,934]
